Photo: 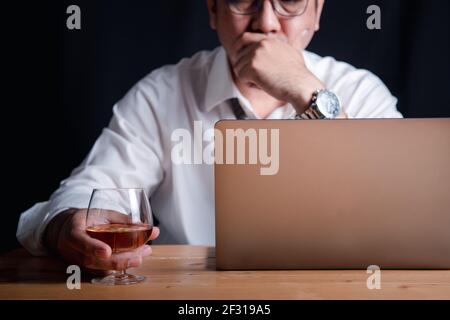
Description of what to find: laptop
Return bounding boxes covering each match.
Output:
[214,118,450,270]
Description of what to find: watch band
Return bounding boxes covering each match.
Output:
[295,90,323,120]
[295,108,319,120]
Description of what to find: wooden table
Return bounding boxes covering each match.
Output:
[0,245,449,300]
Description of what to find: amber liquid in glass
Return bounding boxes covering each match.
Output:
[86,223,153,253]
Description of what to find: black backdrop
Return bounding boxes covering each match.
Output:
[2,0,449,253]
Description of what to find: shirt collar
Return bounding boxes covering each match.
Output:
[203,47,239,113]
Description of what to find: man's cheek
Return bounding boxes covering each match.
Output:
[302,28,311,38]
[287,31,311,51]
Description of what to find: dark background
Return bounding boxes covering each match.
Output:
[2,0,449,253]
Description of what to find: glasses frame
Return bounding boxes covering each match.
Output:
[226,0,310,18]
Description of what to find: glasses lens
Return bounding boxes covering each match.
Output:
[228,0,260,14]
[228,0,308,16]
[275,0,308,16]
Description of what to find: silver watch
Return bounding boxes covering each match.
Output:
[295,89,341,119]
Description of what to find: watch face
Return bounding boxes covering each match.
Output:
[316,90,341,118]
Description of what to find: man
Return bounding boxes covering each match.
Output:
[17,0,402,272]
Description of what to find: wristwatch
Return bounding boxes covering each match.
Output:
[295,89,341,119]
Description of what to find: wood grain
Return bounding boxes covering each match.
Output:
[0,245,449,300]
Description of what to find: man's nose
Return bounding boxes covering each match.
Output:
[250,0,282,34]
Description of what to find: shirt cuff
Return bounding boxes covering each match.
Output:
[16,193,92,256]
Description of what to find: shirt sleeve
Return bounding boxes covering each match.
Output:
[17,82,165,256]
[336,68,403,119]
[307,52,403,119]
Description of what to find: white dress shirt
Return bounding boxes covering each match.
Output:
[17,47,403,255]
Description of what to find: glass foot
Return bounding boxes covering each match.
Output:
[91,271,146,285]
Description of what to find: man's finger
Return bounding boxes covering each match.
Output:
[70,224,157,259]
[240,32,268,44]
[235,32,286,50]
[232,32,267,56]
[234,41,260,68]
[68,229,113,259]
[336,111,348,119]
[149,226,160,241]
[85,244,152,271]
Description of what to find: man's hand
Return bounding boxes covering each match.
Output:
[336,111,348,119]
[231,32,325,114]
[44,209,160,273]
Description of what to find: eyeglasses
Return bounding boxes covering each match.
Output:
[226,0,310,18]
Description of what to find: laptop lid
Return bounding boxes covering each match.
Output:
[214,119,450,269]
